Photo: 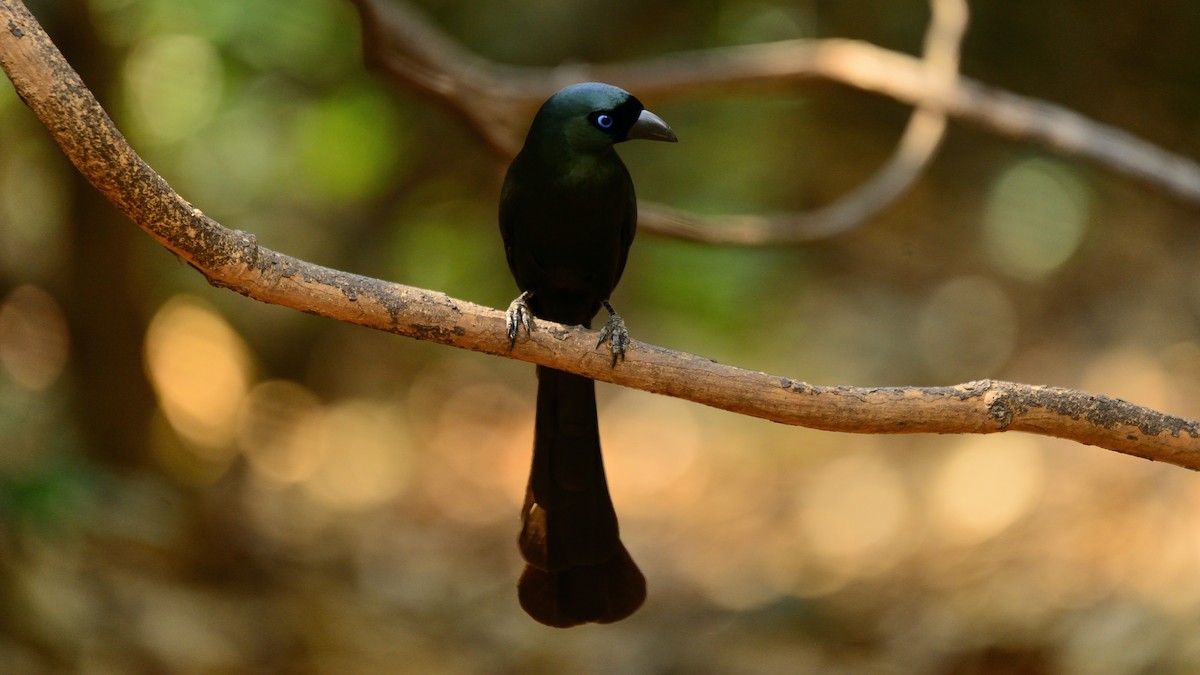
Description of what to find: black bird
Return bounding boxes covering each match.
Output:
[500,82,677,627]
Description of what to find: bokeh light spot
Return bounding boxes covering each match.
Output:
[293,87,407,202]
[0,140,69,279]
[144,295,252,458]
[421,379,530,524]
[237,380,326,484]
[930,436,1046,545]
[716,2,811,44]
[917,275,1018,381]
[0,285,69,391]
[797,451,909,576]
[983,157,1091,280]
[124,34,224,143]
[601,391,701,509]
[300,400,411,511]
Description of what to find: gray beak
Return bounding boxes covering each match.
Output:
[626,109,678,142]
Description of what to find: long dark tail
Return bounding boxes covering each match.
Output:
[517,366,645,627]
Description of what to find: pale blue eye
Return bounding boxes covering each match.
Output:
[595,113,614,129]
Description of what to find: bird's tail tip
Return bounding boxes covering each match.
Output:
[517,543,646,628]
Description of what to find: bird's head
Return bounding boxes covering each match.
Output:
[525,82,677,154]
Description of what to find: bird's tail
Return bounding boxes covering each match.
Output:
[517,366,645,627]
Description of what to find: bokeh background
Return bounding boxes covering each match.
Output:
[4,0,1200,672]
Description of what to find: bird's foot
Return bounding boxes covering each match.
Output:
[505,291,535,347]
[596,301,628,366]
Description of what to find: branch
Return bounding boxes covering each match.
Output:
[354,0,969,244]
[352,0,1200,244]
[1,0,1198,469]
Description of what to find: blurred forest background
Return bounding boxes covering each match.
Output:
[4,0,1200,672]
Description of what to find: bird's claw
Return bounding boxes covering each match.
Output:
[505,292,535,347]
[597,303,628,366]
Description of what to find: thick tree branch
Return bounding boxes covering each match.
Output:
[352,0,1200,244]
[1,0,1197,469]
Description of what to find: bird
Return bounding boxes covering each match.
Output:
[499,82,677,627]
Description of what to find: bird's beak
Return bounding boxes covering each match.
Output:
[626,109,678,142]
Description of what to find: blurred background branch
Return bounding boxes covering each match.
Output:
[353,0,1200,243]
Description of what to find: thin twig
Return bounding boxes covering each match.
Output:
[1,0,1196,469]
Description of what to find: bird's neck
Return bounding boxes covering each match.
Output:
[526,143,623,186]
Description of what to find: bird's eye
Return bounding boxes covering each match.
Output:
[594,113,614,129]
